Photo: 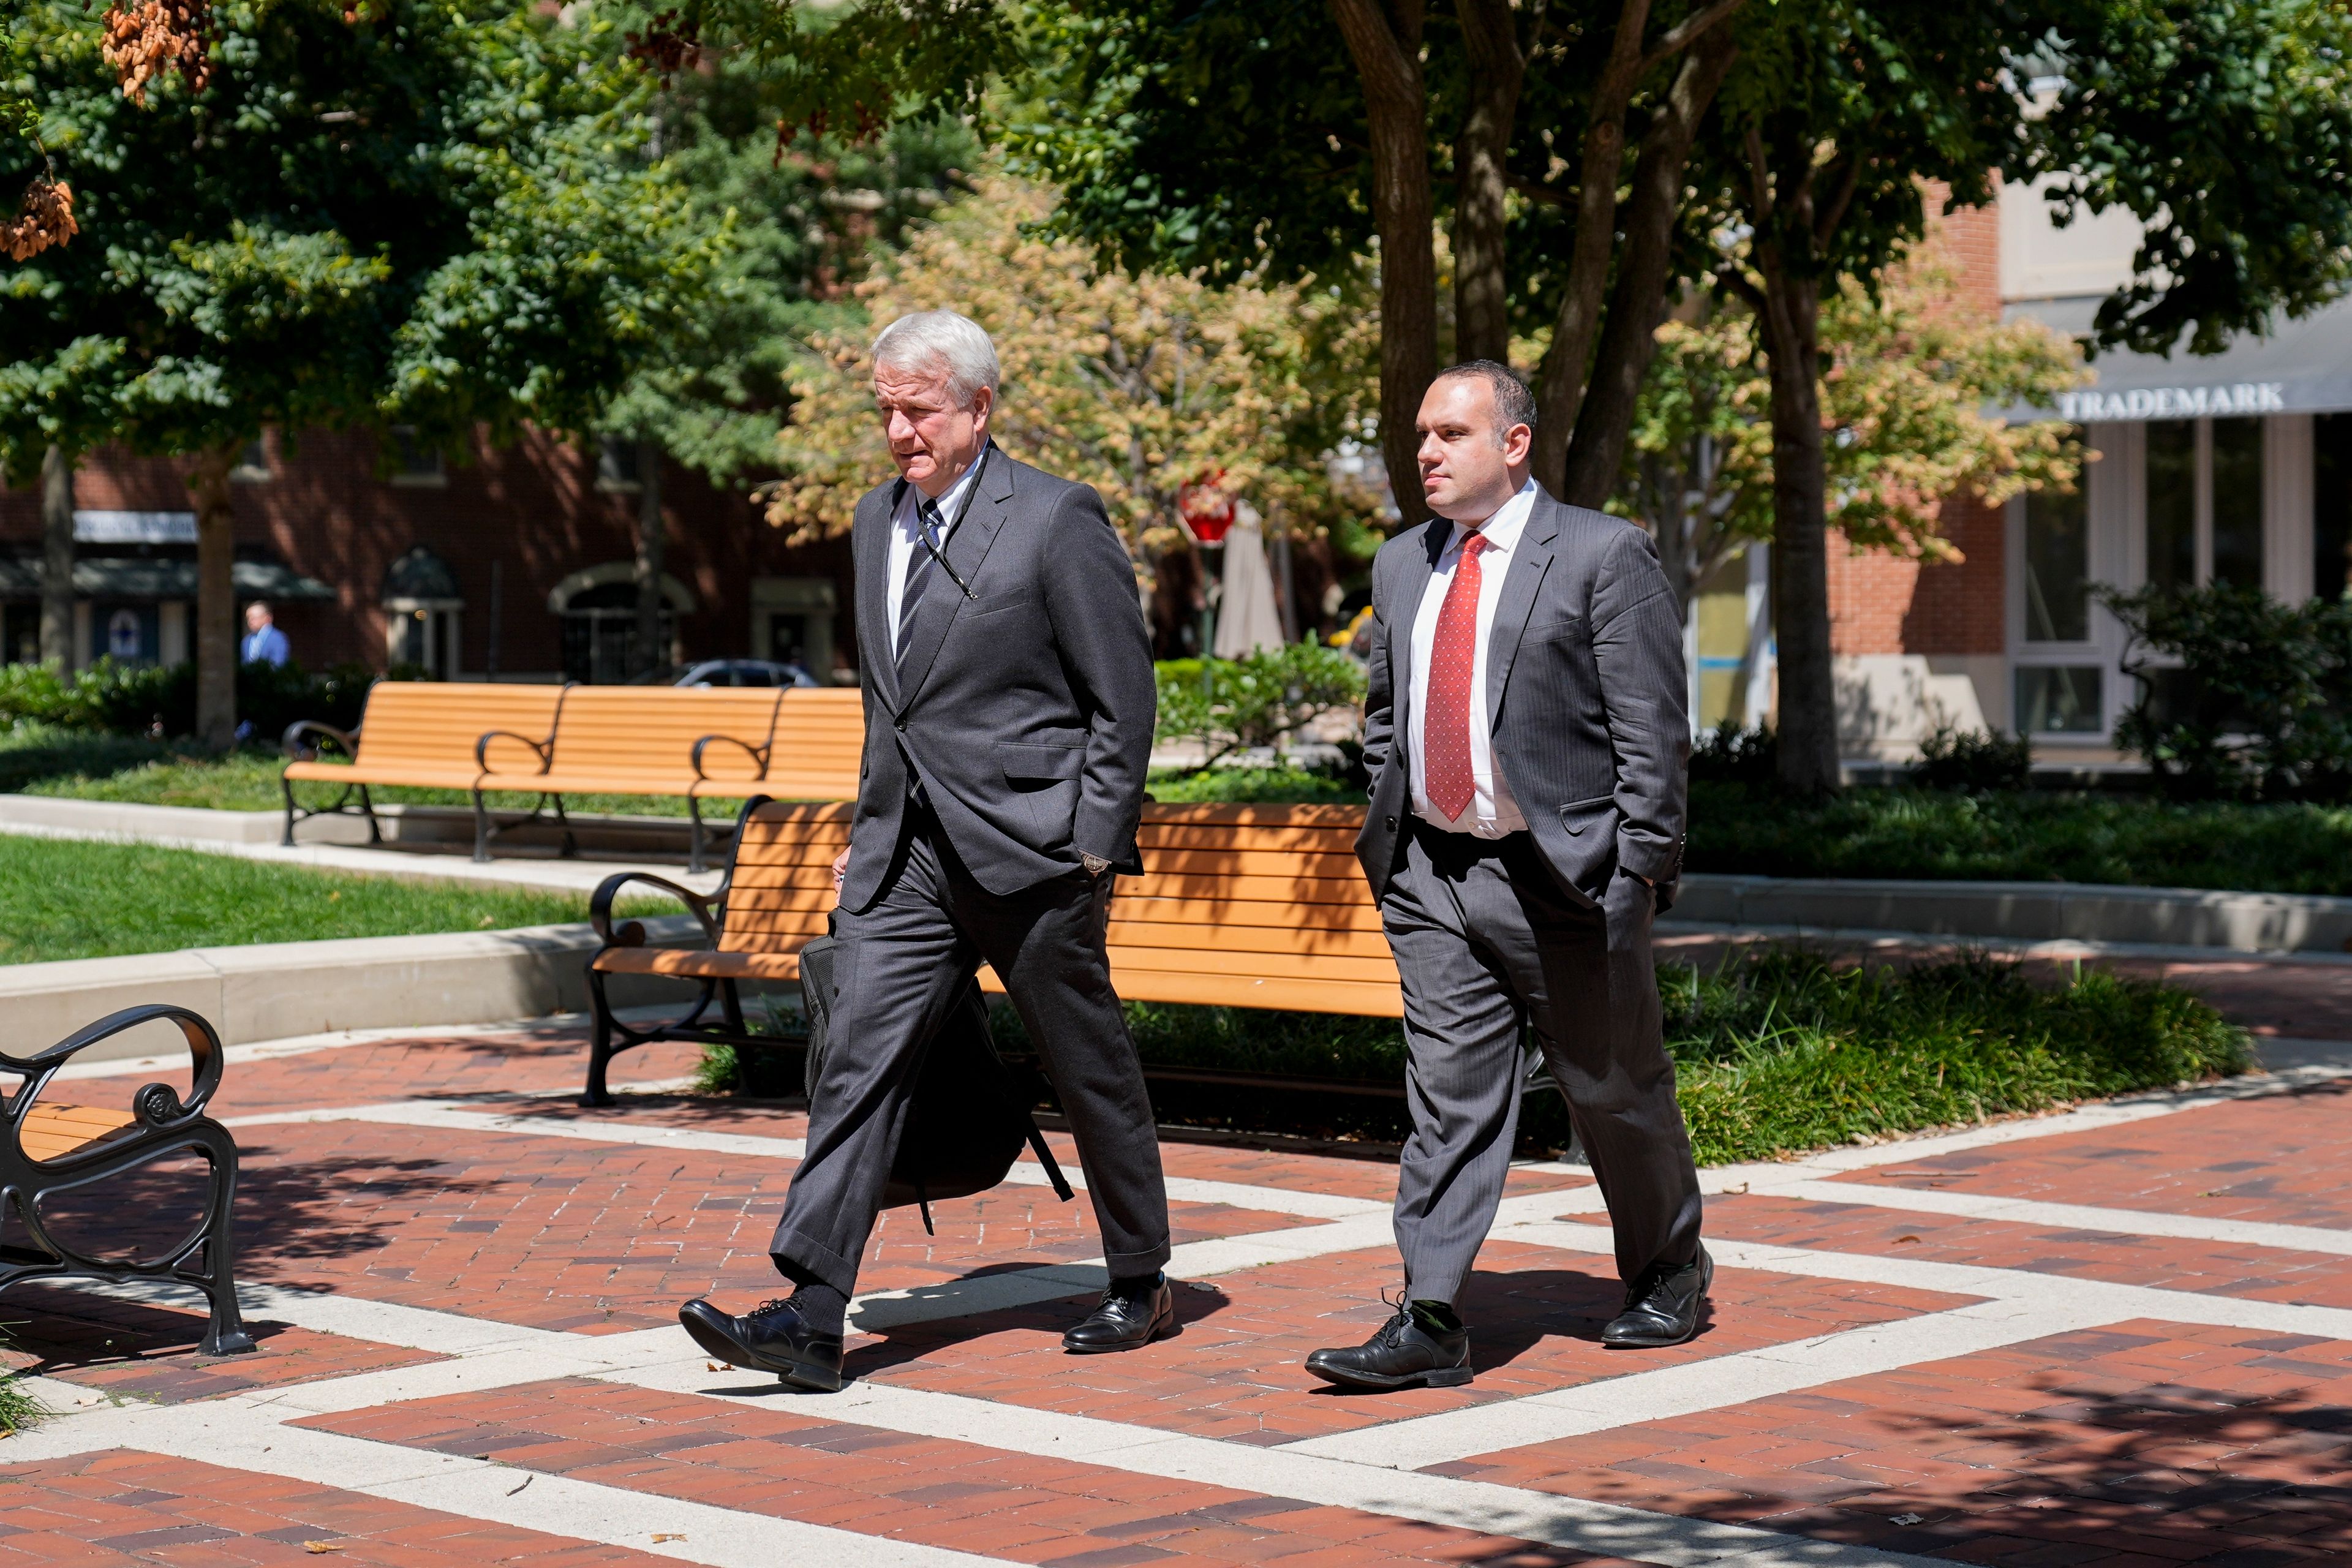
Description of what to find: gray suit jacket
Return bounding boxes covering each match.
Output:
[840,448,1157,913]
[1354,486,1689,910]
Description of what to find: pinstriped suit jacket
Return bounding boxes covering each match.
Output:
[1354,486,1690,911]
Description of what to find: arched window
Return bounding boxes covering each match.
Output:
[383,546,464,679]
[546,565,696,684]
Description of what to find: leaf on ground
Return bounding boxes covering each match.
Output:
[653,1534,687,1543]
[303,1545,345,1556]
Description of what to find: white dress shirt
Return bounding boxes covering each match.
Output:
[1407,478,1538,837]
[885,443,992,662]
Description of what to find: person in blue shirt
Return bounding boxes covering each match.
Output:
[241,601,290,667]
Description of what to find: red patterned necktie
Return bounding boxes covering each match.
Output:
[1423,530,1491,822]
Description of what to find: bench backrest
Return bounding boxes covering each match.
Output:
[1117,802,1393,1016]
[715,798,1394,1014]
[758,688,866,799]
[718,801,852,956]
[540,687,786,785]
[352,682,566,774]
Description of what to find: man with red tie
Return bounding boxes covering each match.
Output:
[1305,362,1706,1392]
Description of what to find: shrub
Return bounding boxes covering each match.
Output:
[2101,584,2352,800]
[1914,722,2032,793]
[0,658,398,742]
[1689,723,1777,788]
[1155,643,1366,771]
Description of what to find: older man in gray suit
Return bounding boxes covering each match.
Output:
[680,311,1172,1392]
[1306,361,1707,1392]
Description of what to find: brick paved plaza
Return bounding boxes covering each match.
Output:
[4,1014,2351,1567]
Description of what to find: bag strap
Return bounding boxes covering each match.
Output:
[1023,1118,1076,1203]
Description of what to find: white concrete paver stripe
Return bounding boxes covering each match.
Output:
[1751,1176,2352,1256]
[1,1394,1004,1568]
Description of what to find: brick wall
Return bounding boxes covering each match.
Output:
[1826,192,2009,659]
[0,426,859,677]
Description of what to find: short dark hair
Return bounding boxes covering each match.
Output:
[1432,360,1537,445]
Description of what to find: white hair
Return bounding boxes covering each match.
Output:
[872,310,1001,409]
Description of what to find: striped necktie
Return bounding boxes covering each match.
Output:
[897,496,945,676]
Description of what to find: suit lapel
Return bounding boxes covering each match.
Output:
[895,450,1014,704]
[859,481,905,713]
[1485,489,1560,729]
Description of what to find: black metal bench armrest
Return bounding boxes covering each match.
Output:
[476,728,554,772]
[691,733,772,781]
[592,871,720,948]
[283,719,358,763]
[1,1005,226,1124]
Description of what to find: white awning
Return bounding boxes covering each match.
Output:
[2002,291,2352,422]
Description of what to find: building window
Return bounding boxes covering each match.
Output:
[382,546,463,678]
[2015,665,2103,734]
[2145,416,2264,591]
[2316,413,2352,601]
[232,436,272,483]
[595,435,644,493]
[390,427,447,487]
[559,581,673,684]
[2022,483,2090,643]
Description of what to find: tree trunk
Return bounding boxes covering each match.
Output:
[633,439,668,678]
[1557,28,1741,506]
[188,445,239,750]
[1329,0,1438,529]
[1452,0,1525,366]
[1755,271,1838,793]
[39,444,75,669]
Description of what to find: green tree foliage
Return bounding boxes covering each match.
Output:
[1626,249,2084,612]
[1,1,720,744]
[1002,1,1747,529]
[1700,0,2352,793]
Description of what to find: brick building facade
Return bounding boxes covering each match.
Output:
[0,426,858,686]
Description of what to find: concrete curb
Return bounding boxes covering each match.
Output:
[1,914,720,1065]
[1669,873,2352,956]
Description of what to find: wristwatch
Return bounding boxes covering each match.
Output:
[1082,853,1112,876]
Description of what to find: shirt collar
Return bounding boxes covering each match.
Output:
[1447,477,1538,558]
[903,440,993,531]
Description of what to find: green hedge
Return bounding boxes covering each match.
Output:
[707,946,2247,1165]
[0,657,401,743]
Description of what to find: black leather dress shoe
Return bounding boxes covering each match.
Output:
[1062,1280,1176,1353]
[1602,1247,1712,1349]
[679,1296,845,1391]
[1305,1306,1471,1390]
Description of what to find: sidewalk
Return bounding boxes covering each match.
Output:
[4,1007,2351,1567]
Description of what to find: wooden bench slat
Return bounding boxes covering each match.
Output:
[18,1102,139,1163]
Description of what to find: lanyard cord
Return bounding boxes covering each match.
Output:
[910,446,989,601]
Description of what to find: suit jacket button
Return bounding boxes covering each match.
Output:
[894,719,906,731]
[1385,816,1398,831]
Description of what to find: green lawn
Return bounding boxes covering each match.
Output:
[0,834,677,965]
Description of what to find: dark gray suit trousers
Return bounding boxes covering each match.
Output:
[768,807,1172,1296]
[1382,821,1702,1303]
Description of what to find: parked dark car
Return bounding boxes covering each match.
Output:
[629,658,818,688]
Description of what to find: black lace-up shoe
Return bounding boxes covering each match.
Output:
[1601,1246,1713,1349]
[679,1295,845,1391]
[1305,1302,1471,1390]
[1061,1278,1177,1352]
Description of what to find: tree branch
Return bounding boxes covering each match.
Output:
[1640,0,1746,75]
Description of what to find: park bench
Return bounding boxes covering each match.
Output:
[284,682,865,870]
[470,686,864,870]
[282,680,567,846]
[1,1005,253,1357]
[578,798,1405,1106]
